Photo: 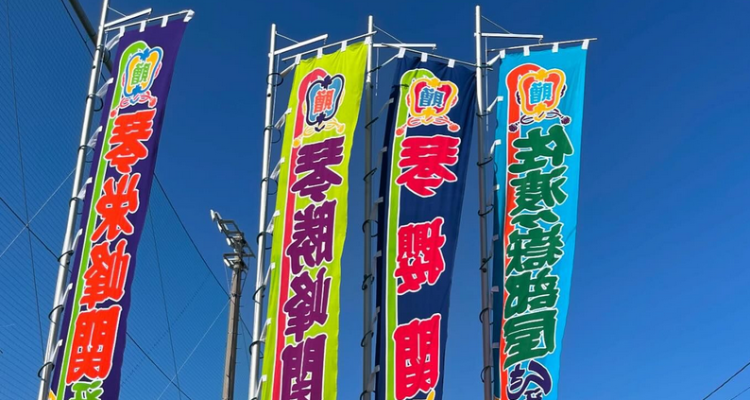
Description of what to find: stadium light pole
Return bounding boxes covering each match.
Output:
[211,210,255,400]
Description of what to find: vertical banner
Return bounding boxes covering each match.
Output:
[375,56,476,400]
[49,20,189,400]
[491,46,588,400]
[261,43,366,400]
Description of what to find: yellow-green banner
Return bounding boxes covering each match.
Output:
[261,43,366,400]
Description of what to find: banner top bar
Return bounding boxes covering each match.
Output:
[373,43,437,49]
[105,9,193,32]
[280,31,375,62]
[378,43,476,67]
[274,33,329,56]
[480,32,544,40]
[488,37,597,54]
[103,8,152,29]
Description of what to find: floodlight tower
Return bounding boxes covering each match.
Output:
[211,210,255,400]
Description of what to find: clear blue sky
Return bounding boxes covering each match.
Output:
[79,0,750,398]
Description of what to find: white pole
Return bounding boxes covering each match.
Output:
[37,0,109,399]
[362,14,375,400]
[474,5,494,400]
[249,23,276,400]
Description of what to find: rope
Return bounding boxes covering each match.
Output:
[155,300,229,400]
[275,32,299,44]
[153,174,254,336]
[4,0,44,360]
[0,167,74,261]
[149,212,184,400]
[0,198,59,261]
[373,23,403,43]
[126,333,196,400]
[107,6,127,17]
[57,0,90,54]
[2,179,215,399]
[481,15,512,34]
[239,307,252,366]
[730,385,750,400]
[153,174,230,296]
[701,360,750,400]
[375,47,380,96]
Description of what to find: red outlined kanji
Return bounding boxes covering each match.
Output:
[81,239,131,309]
[91,173,141,242]
[394,217,447,294]
[395,135,460,197]
[393,314,442,400]
[103,109,156,174]
[65,305,122,384]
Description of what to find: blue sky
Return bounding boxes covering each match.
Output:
[75,0,750,398]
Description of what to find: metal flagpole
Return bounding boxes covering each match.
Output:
[249,23,276,400]
[247,26,329,400]
[474,5,494,400]
[472,7,547,398]
[37,1,109,398]
[362,14,375,400]
[360,30,436,400]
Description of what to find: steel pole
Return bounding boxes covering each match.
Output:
[37,1,109,399]
[249,23,276,400]
[362,15,375,400]
[474,5,494,400]
[223,257,244,400]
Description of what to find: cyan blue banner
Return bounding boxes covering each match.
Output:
[491,46,588,400]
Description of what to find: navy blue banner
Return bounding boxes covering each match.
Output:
[375,55,476,400]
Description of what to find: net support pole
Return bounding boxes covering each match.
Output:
[37,0,109,399]
[249,23,277,400]
[474,5,494,400]
[68,0,113,72]
[362,14,375,400]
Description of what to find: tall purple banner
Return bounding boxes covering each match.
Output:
[49,20,189,400]
[375,56,476,400]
